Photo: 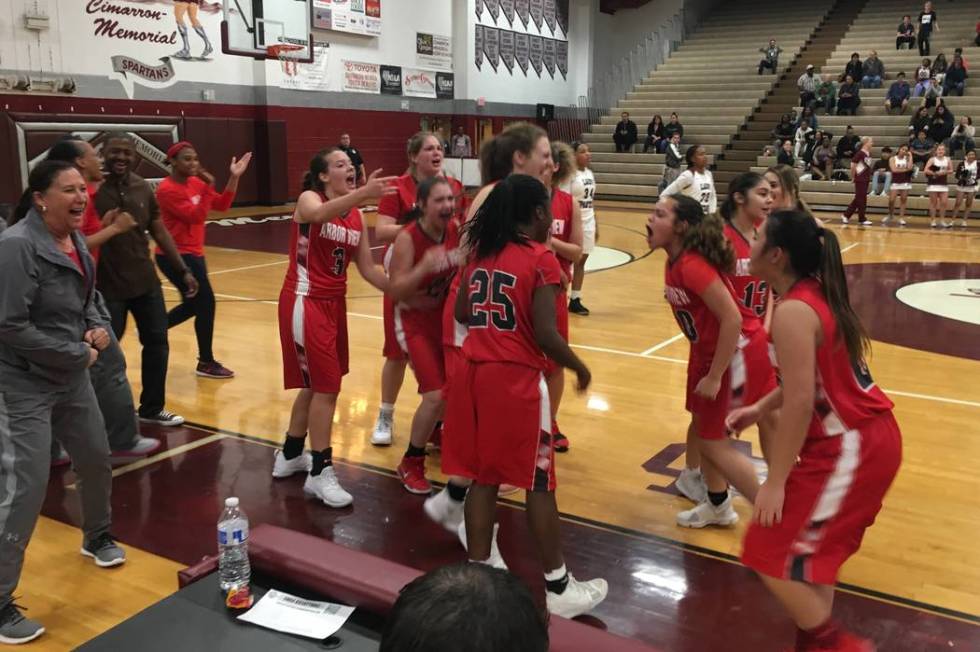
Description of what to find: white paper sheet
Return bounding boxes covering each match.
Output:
[238,589,355,640]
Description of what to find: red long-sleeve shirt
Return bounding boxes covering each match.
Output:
[154,176,234,256]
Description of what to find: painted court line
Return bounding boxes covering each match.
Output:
[640,333,685,356]
[209,259,288,276]
[841,242,860,254]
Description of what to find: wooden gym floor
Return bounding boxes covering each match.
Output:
[24,203,980,650]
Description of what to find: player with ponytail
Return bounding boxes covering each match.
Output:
[647,194,777,529]
[728,209,901,652]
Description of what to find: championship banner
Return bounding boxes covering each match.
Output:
[484,0,500,23]
[556,0,569,36]
[515,0,530,28]
[543,37,556,78]
[529,0,544,31]
[528,34,543,76]
[543,0,557,35]
[474,24,484,69]
[500,0,515,26]
[499,29,515,74]
[556,39,568,79]
[514,32,530,75]
[483,26,500,72]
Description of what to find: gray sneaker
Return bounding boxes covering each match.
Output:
[80,533,127,568]
[111,436,162,460]
[0,602,45,645]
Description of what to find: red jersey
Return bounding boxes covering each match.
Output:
[549,189,574,277]
[441,217,467,348]
[397,219,457,336]
[281,196,363,300]
[784,278,894,440]
[723,222,768,326]
[154,176,234,257]
[664,251,742,361]
[377,173,466,247]
[80,185,103,265]
[461,240,561,370]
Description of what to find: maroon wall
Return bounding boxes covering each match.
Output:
[1,93,533,205]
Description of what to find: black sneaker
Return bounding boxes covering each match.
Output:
[0,601,44,645]
[568,298,590,316]
[80,532,127,568]
[139,410,185,427]
[553,432,570,453]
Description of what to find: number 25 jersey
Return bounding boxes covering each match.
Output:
[282,194,363,300]
[461,240,562,371]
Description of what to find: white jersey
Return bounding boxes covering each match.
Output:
[661,168,717,215]
[568,168,596,226]
[957,160,978,190]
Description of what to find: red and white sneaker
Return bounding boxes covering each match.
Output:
[196,360,235,379]
[397,455,432,494]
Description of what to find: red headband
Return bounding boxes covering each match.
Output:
[167,141,193,159]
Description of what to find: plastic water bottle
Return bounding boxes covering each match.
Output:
[217,497,251,592]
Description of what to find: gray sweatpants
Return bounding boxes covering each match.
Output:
[0,376,113,610]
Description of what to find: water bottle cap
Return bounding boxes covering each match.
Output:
[225,497,239,507]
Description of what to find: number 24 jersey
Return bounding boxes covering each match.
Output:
[281,193,363,300]
[461,240,562,371]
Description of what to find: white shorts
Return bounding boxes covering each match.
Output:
[890,183,912,191]
[926,185,948,193]
[956,186,977,194]
[582,221,596,255]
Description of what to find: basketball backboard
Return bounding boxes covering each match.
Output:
[222,0,314,62]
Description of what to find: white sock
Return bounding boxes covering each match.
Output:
[543,564,567,582]
[380,403,394,415]
[570,290,582,300]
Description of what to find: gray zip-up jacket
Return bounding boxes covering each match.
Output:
[0,209,106,391]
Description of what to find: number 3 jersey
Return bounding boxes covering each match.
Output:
[664,251,758,362]
[282,195,363,300]
[461,240,562,371]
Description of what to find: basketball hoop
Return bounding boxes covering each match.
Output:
[267,43,304,77]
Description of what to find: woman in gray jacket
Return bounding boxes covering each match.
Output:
[0,160,125,645]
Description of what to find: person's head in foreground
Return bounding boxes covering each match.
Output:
[380,563,548,652]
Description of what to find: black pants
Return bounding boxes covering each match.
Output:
[105,287,169,418]
[799,91,815,108]
[614,138,635,153]
[758,59,777,74]
[837,97,860,115]
[918,33,931,56]
[156,253,216,363]
[896,36,915,50]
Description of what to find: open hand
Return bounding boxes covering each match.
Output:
[230,152,253,177]
[753,481,785,527]
[363,169,399,201]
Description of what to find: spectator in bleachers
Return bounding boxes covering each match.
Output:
[761,145,776,158]
[798,65,819,108]
[771,114,795,147]
[613,112,638,153]
[796,106,819,130]
[953,48,968,72]
[930,53,947,85]
[757,39,782,75]
[381,563,548,652]
[976,19,979,47]
[842,53,863,84]
[794,119,815,159]
[870,147,893,197]
[643,114,665,153]
[662,113,684,149]
[811,135,836,181]
[931,103,955,145]
[917,2,938,57]
[942,56,967,97]
[897,15,916,50]
[777,139,795,167]
[919,77,942,109]
[814,74,837,115]
[913,58,932,94]
[885,72,912,114]
[836,75,861,116]
[908,106,932,142]
[841,136,874,226]
[836,126,861,165]
[910,130,935,172]
[450,126,472,158]
[801,129,824,172]
[949,117,975,157]
[861,51,885,89]
[660,133,684,191]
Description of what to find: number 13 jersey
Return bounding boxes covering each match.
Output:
[461,240,562,371]
[282,193,363,300]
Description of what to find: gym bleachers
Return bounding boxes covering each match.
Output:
[778,0,978,213]
[584,0,835,200]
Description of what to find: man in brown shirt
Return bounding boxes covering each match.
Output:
[94,133,199,426]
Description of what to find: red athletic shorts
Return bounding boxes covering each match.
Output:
[687,327,777,440]
[543,290,570,377]
[278,291,349,394]
[443,345,464,389]
[443,360,556,491]
[382,293,407,360]
[395,306,445,394]
[741,412,902,585]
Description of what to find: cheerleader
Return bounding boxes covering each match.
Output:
[924,144,951,228]
[951,150,977,228]
[886,144,914,226]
